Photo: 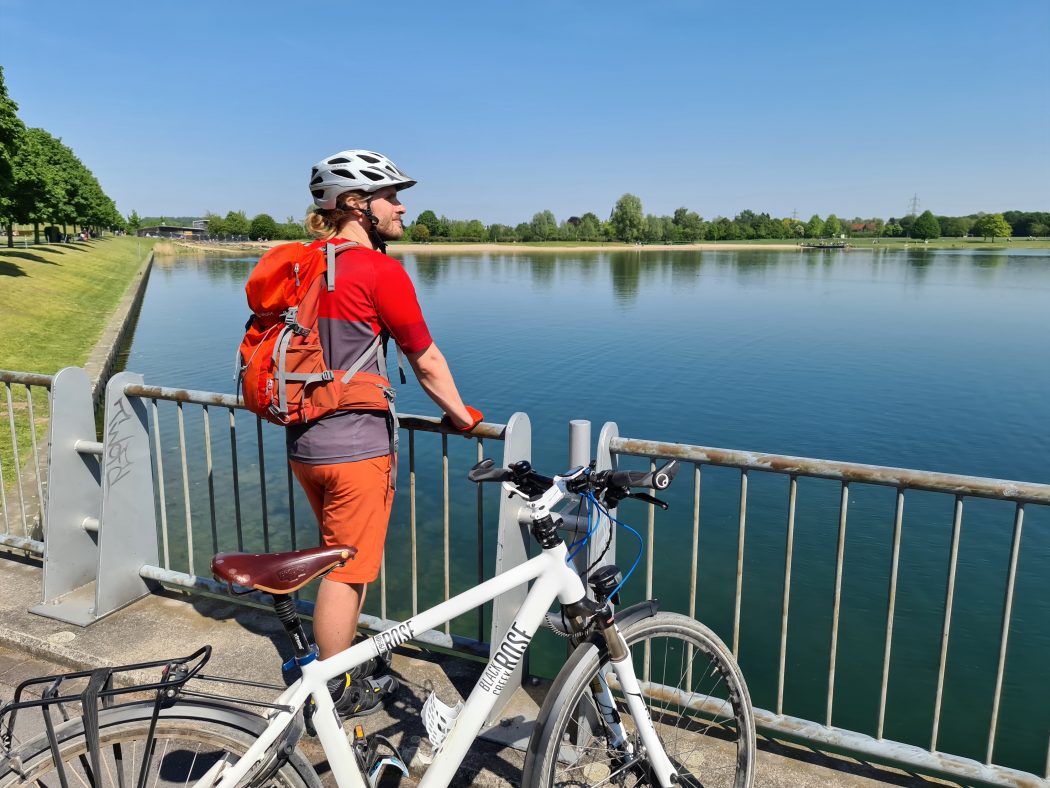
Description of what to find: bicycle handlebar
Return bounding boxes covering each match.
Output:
[468,457,680,505]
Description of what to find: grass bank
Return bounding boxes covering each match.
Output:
[1,237,155,513]
[0,236,155,373]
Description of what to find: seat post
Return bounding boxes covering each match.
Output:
[273,594,314,662]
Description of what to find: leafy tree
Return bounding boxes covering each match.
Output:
[824,214,842,238]
[577,212,602,241]
[5,128,63,242]
[972,213,1012,241]
[277,220,307,240]
[782,218,803,239]
[707,216,738,240]
[223,210,250,237]
[669,208,704,243]
[249,213,278,240]
[911,210,941,240]
[530,210,557,241]
[0,67,26,244]
[202,211,224,236]
[805,214,825,239]
[609,194,644,242]
[1030,222,1049,237]
[410,222,430,242]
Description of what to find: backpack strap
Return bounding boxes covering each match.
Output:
[324,241,359,292]
[339,334,383,384]
[339,333,401,490]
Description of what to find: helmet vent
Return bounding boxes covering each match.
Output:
[328,157,351,164]
[331,168,356,179]
[358,154,380,163]
[311,189,326,199]
[310,175,323,185]
[360,169,384,181]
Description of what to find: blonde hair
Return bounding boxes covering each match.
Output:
[305,191,368,239]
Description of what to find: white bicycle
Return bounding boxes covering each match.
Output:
[0,459,756,787]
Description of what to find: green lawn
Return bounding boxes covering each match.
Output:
[1,236,154,509]
[0,236,155,373]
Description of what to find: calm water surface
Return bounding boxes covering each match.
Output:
[123,247,1050,772]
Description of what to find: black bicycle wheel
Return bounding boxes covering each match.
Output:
[525,612,756,788]
[0,702,320,787]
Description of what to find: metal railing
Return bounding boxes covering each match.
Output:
[8,364,1049,785]
[0,370,51,555]
[603,429,1050,787]
[122,382,511,658]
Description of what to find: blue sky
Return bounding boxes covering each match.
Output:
[2,0,1047,225]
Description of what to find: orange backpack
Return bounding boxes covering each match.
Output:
[236,242,400,437]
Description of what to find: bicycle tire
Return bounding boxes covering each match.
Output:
[524,611,756,788]
[0,700,321,787]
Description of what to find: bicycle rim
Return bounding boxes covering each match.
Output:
[538,612,756,788]
[0,712,316,787]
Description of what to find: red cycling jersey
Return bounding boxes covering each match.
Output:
[287,240,432,464]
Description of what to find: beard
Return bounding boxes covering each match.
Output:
[377,217,404,241]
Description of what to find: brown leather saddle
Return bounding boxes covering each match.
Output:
[212,544,357,594]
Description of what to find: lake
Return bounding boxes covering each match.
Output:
[121,246,1050,772]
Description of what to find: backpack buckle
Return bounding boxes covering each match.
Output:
[321,371,334,382]
[291,323,310,337]
[283,307,299,325]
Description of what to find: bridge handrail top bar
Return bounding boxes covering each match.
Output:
[610,435,1050,504]
[0,370,54,387]
[121,382,507,441]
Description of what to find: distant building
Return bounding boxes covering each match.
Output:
[136,225,207,239]
[192,219,208,231]
[849,222,879,233]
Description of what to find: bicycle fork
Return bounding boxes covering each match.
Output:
[594,619,678,787]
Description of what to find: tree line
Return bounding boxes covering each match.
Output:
[0,67,124,246]
[179,198,1037,245]
[404,197,1038,244]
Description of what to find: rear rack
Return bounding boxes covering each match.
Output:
[0,645,296,783]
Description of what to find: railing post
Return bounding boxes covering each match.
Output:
[32,369,159,625]
[94,371,159,618]
[32,367,101,624]
[485,411,531,728]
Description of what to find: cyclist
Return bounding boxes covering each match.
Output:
[293,149,483,717]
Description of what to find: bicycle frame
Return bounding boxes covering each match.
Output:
[198,540,585,788]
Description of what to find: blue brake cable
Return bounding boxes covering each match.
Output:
[588,494,644,603]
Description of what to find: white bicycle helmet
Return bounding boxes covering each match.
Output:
[309,150,416,209]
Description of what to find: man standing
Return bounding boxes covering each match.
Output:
[291,149,483,717]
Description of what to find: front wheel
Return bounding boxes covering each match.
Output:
[0,701,321,787]
[525,611,756,788]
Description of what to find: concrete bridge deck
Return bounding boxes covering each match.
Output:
[0,551,955,787]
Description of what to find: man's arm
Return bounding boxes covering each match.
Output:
[407,343,474,429]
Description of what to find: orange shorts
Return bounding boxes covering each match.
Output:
[290,455,393,584]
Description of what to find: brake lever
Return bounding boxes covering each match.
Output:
[626,491,669,510]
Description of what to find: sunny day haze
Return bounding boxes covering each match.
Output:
[2,0,1047,224]
[2,3,1050,788]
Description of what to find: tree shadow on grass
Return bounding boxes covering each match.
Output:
[0,261,27,277]
[49,243,91,252]
[0,250,57,266]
